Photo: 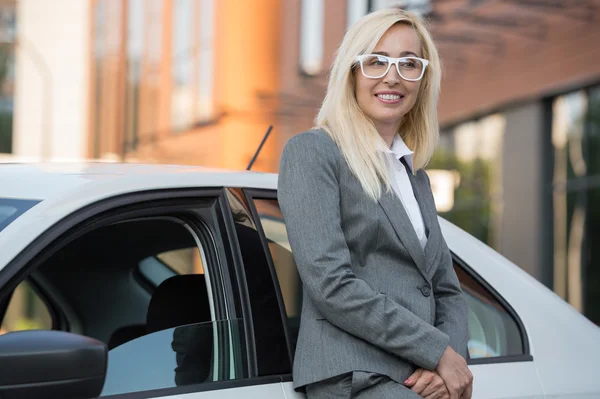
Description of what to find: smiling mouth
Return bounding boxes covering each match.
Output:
[376,93,404,103]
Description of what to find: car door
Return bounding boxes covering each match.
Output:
[0,189,287,399]
[244,189,545,399]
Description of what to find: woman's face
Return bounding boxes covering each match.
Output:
[354,24,423,135]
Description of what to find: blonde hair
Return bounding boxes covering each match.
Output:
[315,7,442,201]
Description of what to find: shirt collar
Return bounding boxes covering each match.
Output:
[379,134,415,173]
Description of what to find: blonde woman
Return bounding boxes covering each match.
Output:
[278,7,472,399]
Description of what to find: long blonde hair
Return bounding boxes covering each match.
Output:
[315,8,442,201]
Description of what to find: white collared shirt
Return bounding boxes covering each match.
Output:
[380,135,428,249]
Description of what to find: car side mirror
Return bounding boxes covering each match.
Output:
[0,330,107,399]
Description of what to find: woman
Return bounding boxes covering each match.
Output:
[277,7,472,399]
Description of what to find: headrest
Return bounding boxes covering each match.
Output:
[108,324,146,349]
[146,274,211,334]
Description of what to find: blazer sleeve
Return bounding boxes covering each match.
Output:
[277,131,450,371]
[422,173,469,359]
[431,244,469,359]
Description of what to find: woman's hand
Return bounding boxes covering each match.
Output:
[405,368,450,399]
[435,346,473,399]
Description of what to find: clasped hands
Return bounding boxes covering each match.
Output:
[405,346,473,399]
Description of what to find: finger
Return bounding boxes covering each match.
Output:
[411,373,433,395]
[404,368,423,387]
[460,382,473,399]
[421,378,444,398]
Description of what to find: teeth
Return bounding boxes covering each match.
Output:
[377,94,401,100]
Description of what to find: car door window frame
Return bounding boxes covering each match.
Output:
[241,188,296,380]
[0,189,257,397]
[0,277,59,332]
[452,254,533,365]
[223,188,293,377]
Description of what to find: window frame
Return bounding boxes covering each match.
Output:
[0,188,261,397]
[0,198,41,232]
[0,277,60,332]
[452,254,532,365]
[222,188,293,377]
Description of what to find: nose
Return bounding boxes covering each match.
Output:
[383,63,400,86]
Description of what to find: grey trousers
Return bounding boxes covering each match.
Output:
[305,371,422,399]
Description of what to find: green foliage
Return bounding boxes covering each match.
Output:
[0,45,9,89]
[428,149,493,246]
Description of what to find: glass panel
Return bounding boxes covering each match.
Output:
[552,90,596,319]
[1,280,53,333]
[454,265,524,359]
[252,198,302,353]
[137,0,162,142]
[101,319,245,396]
[583,86,600,325]
[124,0,144,153]
[0,4,16,154]
[171,0,194,131]
[197,0,215,121]
[157,247,204,275]
[299,0,324,75]
[0,198,40,232]
[428,114,505,250]
[347,0,368,28]
[226,189,291,375]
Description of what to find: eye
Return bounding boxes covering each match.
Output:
[399,61,416,69]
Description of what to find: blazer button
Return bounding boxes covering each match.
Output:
[420,285,431,297]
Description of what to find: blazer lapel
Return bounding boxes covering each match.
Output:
[377,190,428,278]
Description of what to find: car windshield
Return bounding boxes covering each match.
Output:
[0,198,41,232]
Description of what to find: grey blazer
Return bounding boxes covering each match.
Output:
[277,129,468,390]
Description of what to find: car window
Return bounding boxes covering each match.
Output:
[1,280,53,333]
[32,212,245,396]
[227,189,291,376]
[251,198,302,353]
[0,198,41,232]
[101,319,244,396]
[138,247,204,287]
[453,265,524,359]
[252,197,525,362]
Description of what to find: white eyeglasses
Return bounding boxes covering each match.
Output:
[355,54,429,81]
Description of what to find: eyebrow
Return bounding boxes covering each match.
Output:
[372,51,420,57]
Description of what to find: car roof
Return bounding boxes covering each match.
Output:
[0,162,278,201]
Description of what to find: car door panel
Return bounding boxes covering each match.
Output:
[146,382,286,399]
[469,363,543,399]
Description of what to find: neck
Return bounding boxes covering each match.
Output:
[376,125,399,148]
[374,119,402,148]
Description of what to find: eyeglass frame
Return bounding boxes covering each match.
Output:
[354,54,430,82]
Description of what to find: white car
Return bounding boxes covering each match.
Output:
[0,163,598,399]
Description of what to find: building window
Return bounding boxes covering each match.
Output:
[171,0,214,133]
[347,0,369,29]
[0,4,16,154]
[124,0,144,153]
[428,114,506,250]
[139,0,162,143]
[171,0,195,131]
[299,0,324,76]
[197,0,215,122]
[552,86,600,325]
[91,0,124,159]
[370,0,432,15]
